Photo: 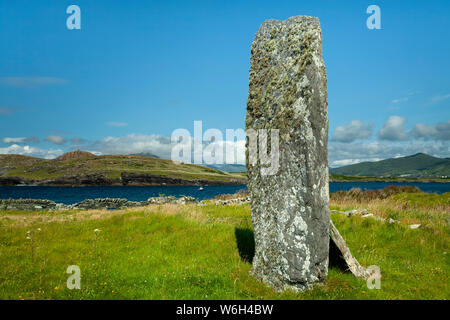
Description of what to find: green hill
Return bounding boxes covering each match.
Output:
[330,153,450,178]
[206,164,247,173]
[0,151,246,186]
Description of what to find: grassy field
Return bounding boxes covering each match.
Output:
[0,189,448,300]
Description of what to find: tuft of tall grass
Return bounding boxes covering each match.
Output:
[330,185,423,202]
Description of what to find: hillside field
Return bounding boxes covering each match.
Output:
[330,153,450,178]
[0,151,245,185]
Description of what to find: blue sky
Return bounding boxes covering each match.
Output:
[0,0,449,166]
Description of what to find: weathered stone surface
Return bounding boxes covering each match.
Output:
[246,16,329,291]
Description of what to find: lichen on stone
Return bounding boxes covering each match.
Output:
[246,16,329,292]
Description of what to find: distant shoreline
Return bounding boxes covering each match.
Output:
[0,176,449,186]
[0,177,450,188]
[329,175,449,183]
[1,182,448,207]
[0,177,245,187]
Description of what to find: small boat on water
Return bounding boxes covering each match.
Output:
[198,187,204,191]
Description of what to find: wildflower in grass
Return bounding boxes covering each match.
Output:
[25,228,43,263]
[26,231,34,263]
[93,228,101,259]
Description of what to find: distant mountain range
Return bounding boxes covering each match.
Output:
[210,153,450,178]
[330,153,450,178]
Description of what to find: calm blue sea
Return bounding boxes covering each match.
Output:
[0,182,448,205]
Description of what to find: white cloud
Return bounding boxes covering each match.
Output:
[3,118,448,166]
[0,77,67,88]
[107,122,128,127]
[412,121,450,141]
[0,144,63,159]
[45,135,66,145]
[391,97,409,104]
[331,158,382,167]
[429,93,450,105]
[84,133,246,164]
[377,116,408,141]
[87,134,174,158]
[2,137,40,144]
[4,137,446,166]
[201,139,246,165]
[332,120,373,143]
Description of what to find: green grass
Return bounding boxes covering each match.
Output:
[390,192,450,208]
[0,193,448,300]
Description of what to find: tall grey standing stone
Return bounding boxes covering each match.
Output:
[245,16,329,291]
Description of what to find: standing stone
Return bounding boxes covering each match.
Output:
[246,16,329,291]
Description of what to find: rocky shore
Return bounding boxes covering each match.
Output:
[0,195,250,211]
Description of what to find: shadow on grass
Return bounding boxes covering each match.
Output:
[328,237,351,272]
[234,227,255,263]
[235,227,350,273]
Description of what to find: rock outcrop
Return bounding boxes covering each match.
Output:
[246,16,329,291]
[0,199,59,211]
[213,196,250,206]
[56,150,96,161]
[147,195,198,205]
[0,195,199,211]
[72,198,143,210]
